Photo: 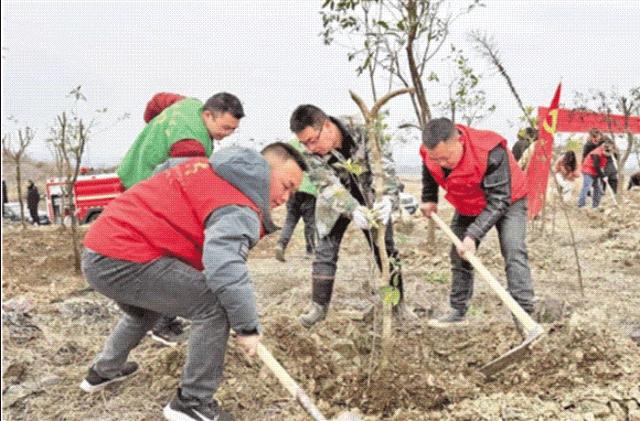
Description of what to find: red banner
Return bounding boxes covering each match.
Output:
[536,107,640,134]
[527,83,561,220]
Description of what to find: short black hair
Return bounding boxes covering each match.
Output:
[602,137,616,155]
[203,92,244,119]
[261,142,308,172]
[422,118,456,149]
[290,104,327,133]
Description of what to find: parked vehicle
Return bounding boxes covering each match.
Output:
[2,202,51,225]
[45,173,124,224]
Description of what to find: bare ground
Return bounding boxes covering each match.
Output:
[2,181,640,420]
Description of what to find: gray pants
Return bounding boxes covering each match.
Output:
[82,250,229,402]
[311,216,403,305]
[448,199,535,314]
[277,192,316,254]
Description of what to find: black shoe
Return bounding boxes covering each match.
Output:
[427,309,467,328]
[148,318,188,347]
[163,388,235,421]
[79,361,139,393]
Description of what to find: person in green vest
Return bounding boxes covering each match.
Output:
[118,92,244,189]
[274,139,318,262]
[117,91,245,346]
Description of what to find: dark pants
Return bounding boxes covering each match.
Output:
[448,199,535,314]
[82,250,228,403]
[28,205,39,225]
[604,160,618,193]
[310,216,403,306]
[277,192,316,254]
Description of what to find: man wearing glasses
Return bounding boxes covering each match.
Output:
[289,104,408,328]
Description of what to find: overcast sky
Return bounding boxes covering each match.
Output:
[2,0,639,169]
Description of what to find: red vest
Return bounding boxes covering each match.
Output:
[581,145,608,177]
[419,124,528,216]
[84,158,263,270]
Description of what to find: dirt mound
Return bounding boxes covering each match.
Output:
[119,310,639,420]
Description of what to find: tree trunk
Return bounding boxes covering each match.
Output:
[15,161,26,229]
[350,88,413,355]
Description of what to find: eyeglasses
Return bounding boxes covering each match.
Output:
[300,119,326,148]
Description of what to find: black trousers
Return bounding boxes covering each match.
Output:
[277,192,316,254]
[310,216,403,305]
[28,205,40,225]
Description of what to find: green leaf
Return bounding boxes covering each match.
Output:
[333,158,364,176]
[379,285,401,306]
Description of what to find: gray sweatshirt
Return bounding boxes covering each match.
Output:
[200,147,277,335]
[154,147,276,334]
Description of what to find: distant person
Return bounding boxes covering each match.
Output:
[26,180,40,225]
[581,128,603,160]
[553,151,580,201]
[628,171,640,191]
[578,139,615,208]
[600,136,619,194]
[275,139,318,261]
[2,179,8,214]
[119,91,245,347]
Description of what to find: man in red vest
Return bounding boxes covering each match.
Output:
[419,118,535,329]
[79,143,306,421]
[578,139,614,208]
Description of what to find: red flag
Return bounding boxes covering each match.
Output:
[526,83,561,219]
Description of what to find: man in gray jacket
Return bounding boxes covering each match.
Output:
[80,143,305,421]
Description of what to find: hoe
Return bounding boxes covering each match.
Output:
[430,213,545,377]
[257,343,362,421]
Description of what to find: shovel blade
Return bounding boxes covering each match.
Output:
[480,325,544,378]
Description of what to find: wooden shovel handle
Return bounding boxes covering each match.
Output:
[430,213,540,333]
[256,343,327,421]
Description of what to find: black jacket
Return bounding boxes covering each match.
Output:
[27,185,40,209]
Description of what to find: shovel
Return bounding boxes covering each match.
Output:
[256,343,362,421]
[429,213,545,377]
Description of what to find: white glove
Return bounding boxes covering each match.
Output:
[352,205,373,230]
[373,196,393,225]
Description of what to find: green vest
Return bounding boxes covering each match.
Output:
[118,98,213,189]
[289,139,317,196]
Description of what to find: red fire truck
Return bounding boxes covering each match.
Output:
[45,173,124,224]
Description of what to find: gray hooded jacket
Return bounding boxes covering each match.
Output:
[202,147,276,334]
